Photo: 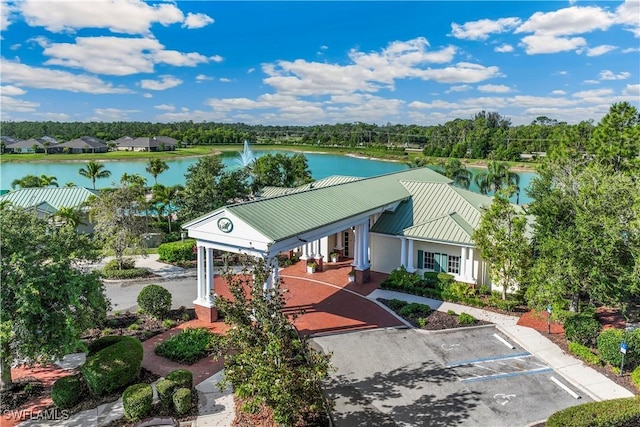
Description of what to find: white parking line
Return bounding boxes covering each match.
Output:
[551,376,581,399]
[494,333,516,349]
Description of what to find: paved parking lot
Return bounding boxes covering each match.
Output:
[313,326,590,427]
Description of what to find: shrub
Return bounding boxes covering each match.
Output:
[166,369,193,390]
[82,336,143,396]
[384,266,422,289]
[155,328,218,365]
[172,387,192,416]
[398,303,431,318]
[158,239,197,263]
[51,374,84,409]
[387,299,408,311]
[437,273,455,287]
[449,282,476,299]
[568,342,602,366]
[632,366,640,390]
[447,309,456,316]
[137,284,172,319]
[101,267,150,279]
[458,312,476,325]
[416,317,427,328]
[156,379,177,407]
[564,312,601,347]
[87,335,129,357]
[122,383,153,421]
[162,319,176,328]
[546,396,640,427]
[103,258,135,271]
[597,328,626,367]
[478,284,490,295]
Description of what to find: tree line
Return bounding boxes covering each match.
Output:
[1,108,607,161]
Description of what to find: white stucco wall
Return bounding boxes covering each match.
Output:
[370,234,401,274]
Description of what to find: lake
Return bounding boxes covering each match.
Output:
[0,151,536,204]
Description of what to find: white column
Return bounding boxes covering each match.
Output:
[320,236,328,261]
[264,257,272,291]
[407,239,415,273]
[468,248,475,280]
[334,232,343,250]
[352,226,360,268]
[206,248,214,303]
[460,247,468,280]
[300,243,309,260]
[400,237,407,268]
[195,246,204,303]
[362,220,370,269]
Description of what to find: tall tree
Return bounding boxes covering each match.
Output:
[474,161,521,203]
[38,174,58,187]
[589,101,640,173]
[120,173,147,189]
[50,206,84,229]
[178,156,250,221]
[0,203,109,389]
[89,183,149,269]
[79,161,111,190]
[526,162,640,311]
[438,158,472,189]
[10,174,52,189]
[250,152,314,192]
[151,184,183,233]
[145,158,169,185]
[472,192,531,300]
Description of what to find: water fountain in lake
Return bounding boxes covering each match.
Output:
[236,140,256,167]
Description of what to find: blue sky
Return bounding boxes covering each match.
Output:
[1,1,638,126]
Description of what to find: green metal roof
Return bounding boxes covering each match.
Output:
[370,180,494,244]
[219,167,451,242]
[0,187,97,210]
[258,175,363,198]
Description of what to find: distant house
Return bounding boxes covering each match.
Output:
[115,136,179,152]
[6,138,50,153]
[0,187,98,233]
[58,136,108,153]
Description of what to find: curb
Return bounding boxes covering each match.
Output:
[102,272,197,287]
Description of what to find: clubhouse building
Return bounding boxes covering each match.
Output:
[184,167,496,322]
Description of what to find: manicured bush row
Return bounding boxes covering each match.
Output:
[172,387,192,416]
[156,379,178,407]
[158,239,197,263]
[568,341,602,366]
[155,327,219,365]
[122,383,153,421]
[51,374,85,409]
[101,268,150,280]
[546,396,640,427]
[82,336,144,396]
[398,302,431,318]
[87,335,129,357]
[386,299,408,311]
[137,284,172,319]
[564,312,601,347]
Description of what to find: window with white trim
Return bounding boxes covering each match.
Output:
[424,252,435,270]
[448,255,461,275]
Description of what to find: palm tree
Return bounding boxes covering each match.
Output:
[39,174,59,187]
[151,184,183,233]
[474,160,521,203]
[50,206,84,229]
[120,173,147,189]
[440,159,472,189]
[11,174,47,189]
[79,161,111,190]
[145,158,169,185]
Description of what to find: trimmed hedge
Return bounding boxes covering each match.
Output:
[51,374,85,409]
[137,284,172,319]
[546,396,640,427]
[166,369,193,390]
[596,328,640,369]
[155,328,218,365]
[82,336,144,396]
[564,312,601,347]
[87,335,129,357]
[172,387,192,416]
[568,341,602,366]
[122,383,153,421]
[101,268,150,280]
[158,239,197,263]
[156,379,177,408]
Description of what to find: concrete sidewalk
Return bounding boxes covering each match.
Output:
[368,289,635,402]
[89,254,197,283]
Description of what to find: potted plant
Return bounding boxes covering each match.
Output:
[307,261,318,274]
[330,252,339,263]
[348,271,355,282]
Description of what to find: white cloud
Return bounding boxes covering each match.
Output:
[39,36,214,76]
[210,55,224,63]
[92,108,141,121]
[1,1,18,31]
[551,90,566,95]
[477,84,512,93]
[450,17,521,40]
[519,34,586,54]
[219,78,232,83]
[19,0,184,34]
[615,0,640,37]
[142,93,153,98]
[196,74,213,82]
[622,47,640,53]
[581,45,616,56]
[139,75,183,90]
[573,88,614,101]
[0,85,27,96]
[154,104,175,111]
[1,60,131,93]
[446,85,472,93]
[599,70,631,80]
[583,79,600,85]
[248,68,255,74]
[556,70,569,75]
[34,112,71,121]
[0,95,39,112]
[182,12,214,29]
[494,44,514,53]
[623,84,640,96]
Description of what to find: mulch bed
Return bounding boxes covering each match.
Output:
[416,310,491,330]
[232,396,331,427]
[0,377,45,412]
